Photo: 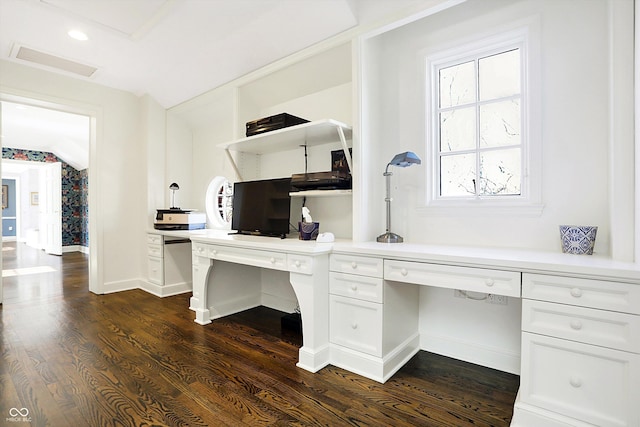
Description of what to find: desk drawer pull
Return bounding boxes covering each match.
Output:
[197,246,205,253]
[212,249,218,256]
[351,285,358,291]
[400,268,408,276]
[570,320,583,330]
[570,288,583,298]
[569,376,583,388]
[485,278,495,287]
[351,261,358,269]
[270,257,276,264]
[351,323,358,330]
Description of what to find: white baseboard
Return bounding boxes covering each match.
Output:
[420,333,521,375]
[512,391,587,426]
[139,280,192,298]
[101,279,140,294]
[297,344,331,373]
[261,293,298,313]
[62,245,89,254]
[209,294,262,320]
[2,236,17,242]
[329,333,420,383]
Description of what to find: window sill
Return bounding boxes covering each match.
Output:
[417,201,544,217]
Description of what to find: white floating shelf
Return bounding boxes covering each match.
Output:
[217,119,352,155]
[289,189,352,197]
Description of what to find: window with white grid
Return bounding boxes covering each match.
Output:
[425,29,541,214]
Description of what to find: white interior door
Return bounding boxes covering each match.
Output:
[40,162,62,255]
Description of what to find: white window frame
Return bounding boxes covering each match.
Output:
[205,176,233,228]
[422,26,543,217]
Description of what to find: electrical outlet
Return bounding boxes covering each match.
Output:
[486,294,508,305]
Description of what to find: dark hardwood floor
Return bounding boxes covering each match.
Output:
[1,242,519,426]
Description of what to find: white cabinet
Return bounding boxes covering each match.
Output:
[329,253,419,383]
[518,273,640,427]
[330,294,383,356]
[147,234,164,285]
[146,233,193,297]
[521,332,639,427]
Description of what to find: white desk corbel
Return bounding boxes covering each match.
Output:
[188,231,333,373]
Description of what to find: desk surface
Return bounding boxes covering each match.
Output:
[332,241,640,284]
[152,229,334,255]
[149,229,640,284]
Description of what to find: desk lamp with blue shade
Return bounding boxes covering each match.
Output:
[376,151,421,243]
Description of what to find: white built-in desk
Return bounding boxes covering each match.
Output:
[188,231,333,374]
[330,242,640,427]
[153,230,640,427]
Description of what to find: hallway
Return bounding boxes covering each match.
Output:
[1,242,88,304]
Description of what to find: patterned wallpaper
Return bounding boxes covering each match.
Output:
[2,148,89,248]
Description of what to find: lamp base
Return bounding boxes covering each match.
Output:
[376,232,404,243]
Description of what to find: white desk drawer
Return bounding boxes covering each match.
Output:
[192,242,209,257]
[523,274,640,315]
[147,243,163,258]
[330,295,382,357]
[523,300,640,353]
[330,254,383,278]
[192,243,287,271]
[147,233,163,245]
[288,254,313,275]
[521,332,639,426]
[330,272,383,303]
[384,260,521,297]
[147,256,163,284]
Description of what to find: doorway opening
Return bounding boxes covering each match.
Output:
[1,95,96,303]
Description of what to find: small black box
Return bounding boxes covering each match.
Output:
[246,113,309,137]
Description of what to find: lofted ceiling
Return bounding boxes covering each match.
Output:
[0,0,444,170]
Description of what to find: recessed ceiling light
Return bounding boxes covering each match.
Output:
[68,30,89,41]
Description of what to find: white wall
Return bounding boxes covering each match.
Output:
[19,168,39,238]
[636,0,640,263]
[142,95,167,223]
[168,85,237,217]
[165,115,194,210]
[361,0,635,258]
[607,0,635,262]
[0,59,148,293]
[420,287,522,374]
